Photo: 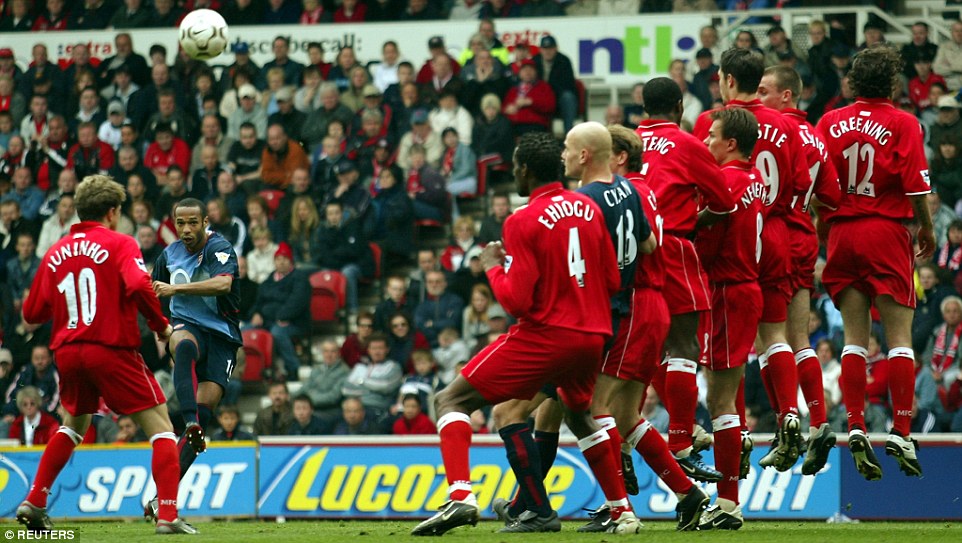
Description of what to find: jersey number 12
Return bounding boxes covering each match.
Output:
[57,268,98,329]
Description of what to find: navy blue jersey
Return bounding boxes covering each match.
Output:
[153,232,242,343]
[577,175,650,314]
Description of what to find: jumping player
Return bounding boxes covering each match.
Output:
[18,175,194,534]
[815,45,935,480]
[146,197,242,520]
[412,132,641,536]
[696,108,765,530]
[635,77,735,481]
[694,49,810,472]
[757,65,843,475]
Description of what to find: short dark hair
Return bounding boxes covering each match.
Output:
[402,393,421,406]
[514,132,561,185]
[642,77,682,116]
[848,45,902,99]
[217,405,240,417]
[764,65,802,100]
[175,197,206,216]
[367,332,389,346]
[720,48,765,94]
[608,124,643,173]
[239,122,257,133]
[273,36,291,47]
[166,165,184,178]
[710,107,759,158]
[398,61,414,71]
[293,394,313,406]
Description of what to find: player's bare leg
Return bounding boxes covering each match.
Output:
[787,289,836,475]
[699,366,746,530]
[756,319,802,471]
[412,376,487,535]
[662,312,720,481]
[836,287,882,480]
[875,294,923,477]
[594,375,708,531]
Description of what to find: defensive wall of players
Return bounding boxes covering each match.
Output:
[0,435,960,522]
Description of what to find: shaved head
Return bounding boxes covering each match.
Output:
[563,121,614,182]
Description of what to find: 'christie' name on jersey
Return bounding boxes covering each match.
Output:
[46,235,109,272]
[827,115,892,145]
[538,196,596,230]
[758,123,788,148]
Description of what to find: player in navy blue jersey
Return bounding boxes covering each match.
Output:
[145,197,242,523]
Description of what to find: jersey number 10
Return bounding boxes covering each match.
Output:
[57,268,98,329]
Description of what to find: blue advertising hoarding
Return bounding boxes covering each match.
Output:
[257,441,841,520]
[0,443,257,518]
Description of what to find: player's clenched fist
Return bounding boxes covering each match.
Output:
[480,242,506,271]
[153,281,176,298]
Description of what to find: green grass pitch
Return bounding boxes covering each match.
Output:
[2,520,956,542]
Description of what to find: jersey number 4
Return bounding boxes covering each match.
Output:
[568,227,586,287]
[57,268,98,329]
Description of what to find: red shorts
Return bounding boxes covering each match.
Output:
[823,218,916,308]
[759,217,792,323]
[788,226,818,293]
[661,235,711,315]
[462,323,605,412]
[699,282,762,371]
[56,343,166,416]
[601,288,670,384]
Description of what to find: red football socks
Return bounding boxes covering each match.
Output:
[840,345,869,432]
[438,413,474,501]
[27,428,81,507]
[796,348,828,427]
[594,415,623,479]
[151,432,180,522]
[579,428,628,505]
[627,419,692,494]
[712,415,741,505]
[765,343,799,419]
[665,358,698,454]
[888,348,916,437]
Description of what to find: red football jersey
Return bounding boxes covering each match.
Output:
[23,221,169,351]
[486,182,620,335]
[694,100,809,218]
[783,108,842,235]
[695,161,766,284]
[634,120,735,236]
[815,98,931,222]
[625,173,666,291]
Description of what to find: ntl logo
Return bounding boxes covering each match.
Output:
[578,25,697,76]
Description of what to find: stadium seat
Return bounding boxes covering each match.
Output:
[309,270,347,332]
[459,154,498,212]
[359,242,383,297]
[259,189,285,219]
[241,329,273,383]
[575,79,588,121]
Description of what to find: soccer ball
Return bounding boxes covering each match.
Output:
[178,9,229,61]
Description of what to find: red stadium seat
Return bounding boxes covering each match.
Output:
[368,242,382,281]
[241,329,273,382]
[575,79,588,121]
[309,270,347,329]
[259,189,285,219]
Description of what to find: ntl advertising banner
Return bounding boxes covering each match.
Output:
[0,443,257,518]
[0,15,711,88]
[257,441,840,520]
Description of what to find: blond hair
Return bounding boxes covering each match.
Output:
[75,174,126,221]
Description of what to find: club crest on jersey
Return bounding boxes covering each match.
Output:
[135,257,148,273]
[504,255,513,273]
[197,253,204,265]
[921,169,931,187]
[215,251,230,264]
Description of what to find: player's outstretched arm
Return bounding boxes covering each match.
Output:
[153,275,233,297]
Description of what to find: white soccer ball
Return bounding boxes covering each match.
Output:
[178,9,229,61]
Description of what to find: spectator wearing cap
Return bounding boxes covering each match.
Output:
[533,35,578,133]
[228,83,268,140]
[902,22,940,80]
[930,97,962,156]
[98,101,127,150]
[66,122,114,179]
[143,121,190,186]
[416,36,462,87]
[268,87,307,144]
[261,124,309,190]
[430,91,473,148]
[262,36,305,88]
[313,199,374,313]
[302,82,355,149]
[503,59,556,137]
[371,165,415,267]
[0,0,33,31]
[934,21,962,91]
[219,42,261,95]
[763,25,808,69]
[249,242,311,380]
[690,49,718,111]
[109,0,152,28]
[909,54,947,112]
[323,157,372,224]
[397,109,443,171]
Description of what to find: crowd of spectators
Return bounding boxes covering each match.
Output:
[2,4,962,441]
